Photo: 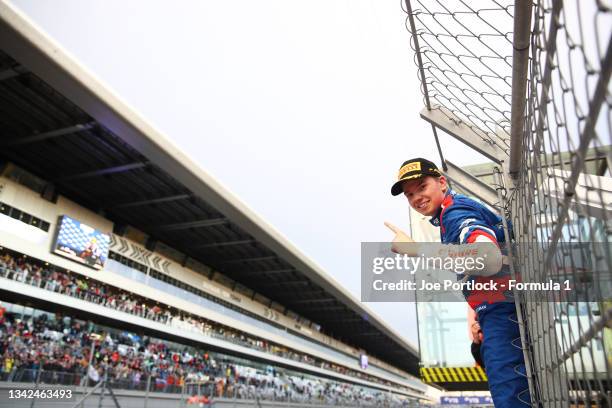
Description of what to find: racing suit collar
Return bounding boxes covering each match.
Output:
[429,189,455,227]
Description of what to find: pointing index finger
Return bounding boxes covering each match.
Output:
[384,221,400,234]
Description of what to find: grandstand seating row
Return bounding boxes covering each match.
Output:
[0,288,413,406]
[0,250,420,399]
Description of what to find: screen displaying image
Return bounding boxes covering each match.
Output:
[359,354,368,369]
[53,215,110,270]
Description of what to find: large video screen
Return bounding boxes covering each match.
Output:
[52,215,110,270]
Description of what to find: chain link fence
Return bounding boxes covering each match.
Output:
[403,0,611,406]
[401,0,515,162]
[509,1,611,406]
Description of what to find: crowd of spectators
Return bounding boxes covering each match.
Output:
[0,307,412,407]
[0,251,417,400]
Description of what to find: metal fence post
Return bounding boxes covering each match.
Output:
[97,371,107,408]
[144,373,151,408]
[29,368,42,408]
[494,168,540,403]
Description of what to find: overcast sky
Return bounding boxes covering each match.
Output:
[11,0,491,347]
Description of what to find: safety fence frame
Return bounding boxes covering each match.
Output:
[402,0,611,406]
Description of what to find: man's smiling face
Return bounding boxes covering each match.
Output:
[402,175,448,216]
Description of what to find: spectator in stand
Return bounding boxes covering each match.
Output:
[0,252,413,400]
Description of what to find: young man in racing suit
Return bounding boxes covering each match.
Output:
[385,158,531,407]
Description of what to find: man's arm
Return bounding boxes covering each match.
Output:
[384,220,503,276]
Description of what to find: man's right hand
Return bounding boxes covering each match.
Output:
[471,322,483,344]
[384,222,416,255]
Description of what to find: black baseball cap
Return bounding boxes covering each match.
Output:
[391,158,442,196]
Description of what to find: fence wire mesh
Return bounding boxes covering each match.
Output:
[404,0,611,406]
[401,0,515,156]
[512,0,611,406]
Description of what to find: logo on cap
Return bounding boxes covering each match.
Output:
[398,161,421,180]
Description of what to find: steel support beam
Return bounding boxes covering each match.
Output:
[289,288,326,295]
[192,239,255,249]
[54,162,146,182]
[307,310,351,320]
[305,305,347,312]
[480,151,612,178]
[219,255,277,264]
[236,268,294,275]
[445,160,499,209]
[0,64,25,81]
[508,0,533,177]
[291,298,336,305]
[312,316,362,323]
[546,169,612,220]
[155,217,227,232]
[545,149,610,168]
[109,193,190,209]
[1,122,96,147]
[420,106,506,163]
[597,155,610,176]
[598,148,612,176]
[257,280,310,287]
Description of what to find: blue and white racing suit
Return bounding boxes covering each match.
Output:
[430,190,531,407]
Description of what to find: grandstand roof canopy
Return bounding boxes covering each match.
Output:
[0,2,418,374]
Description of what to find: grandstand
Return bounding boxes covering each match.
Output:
[0,2,429,407]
